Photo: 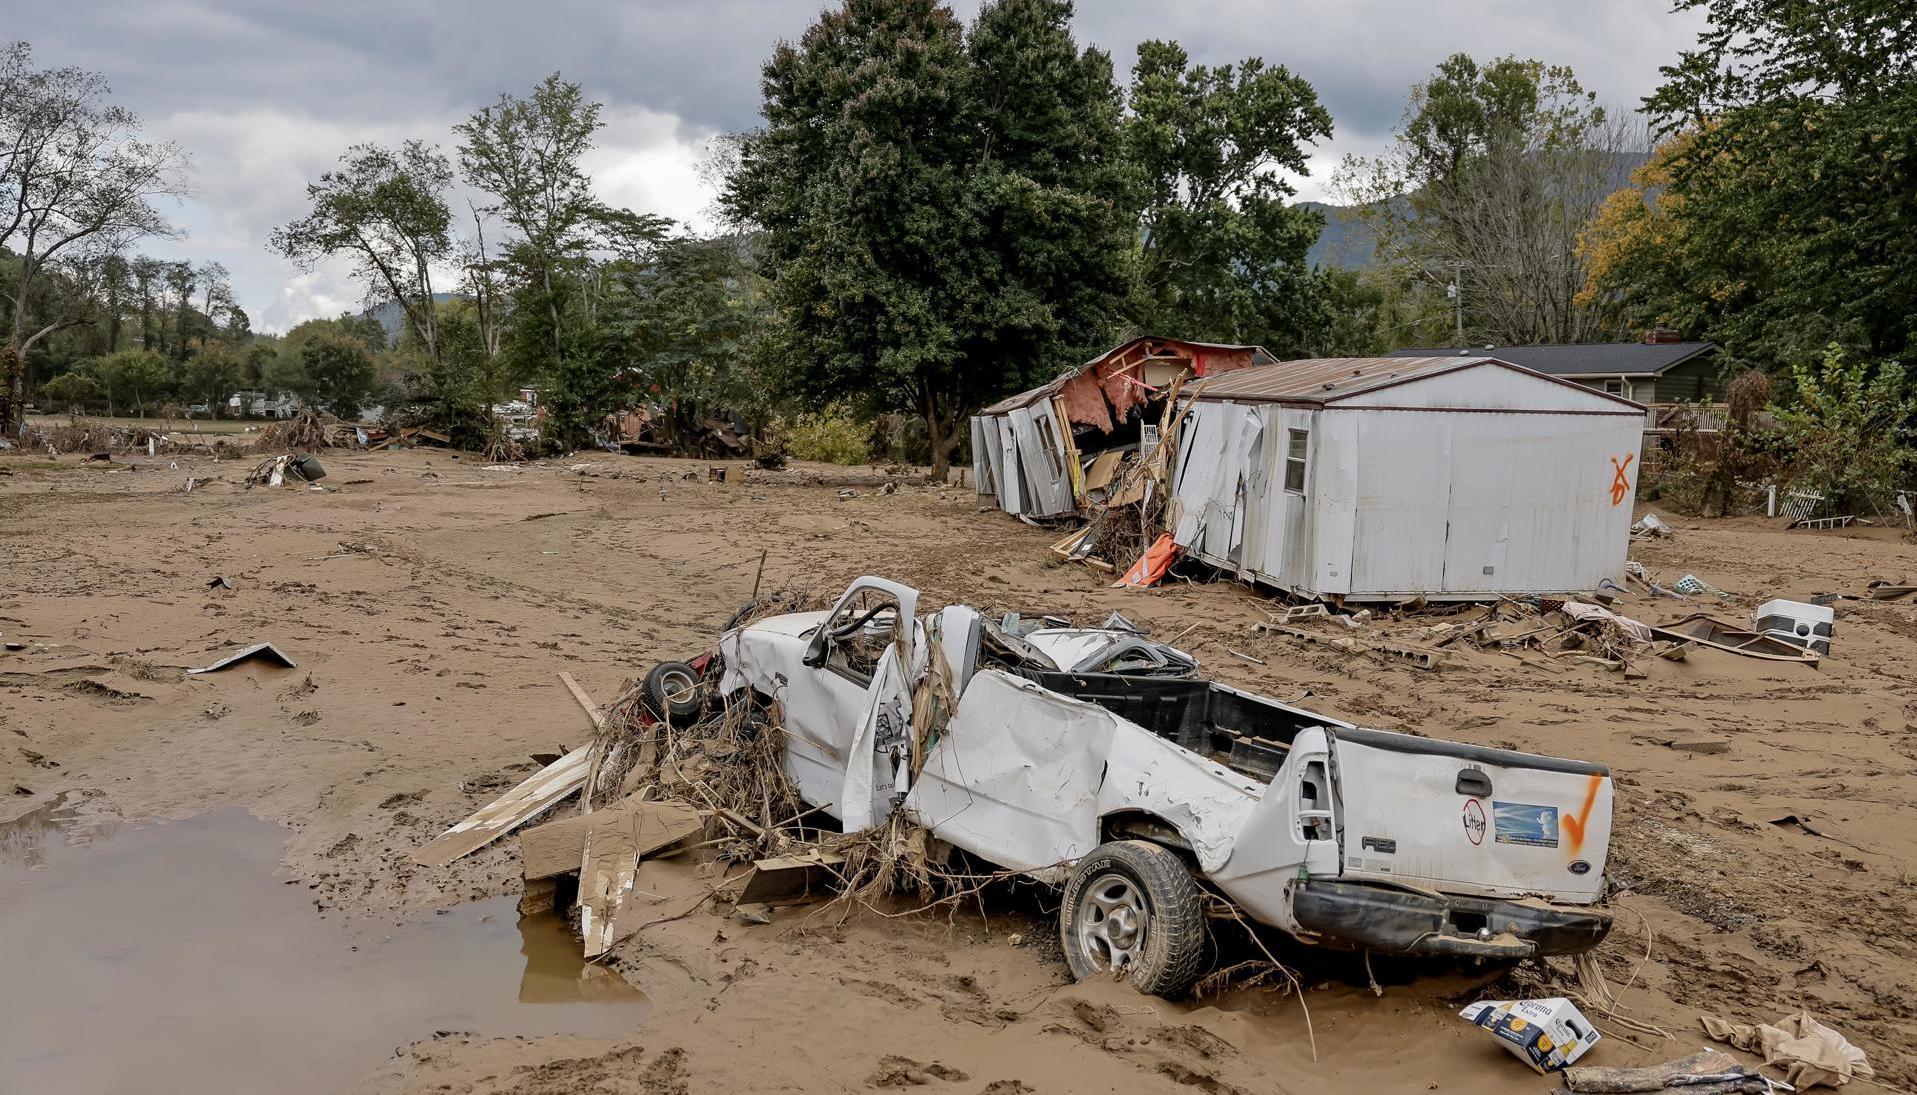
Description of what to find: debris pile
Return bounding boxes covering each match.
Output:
[251,408,339,453]
[16,417,173,455]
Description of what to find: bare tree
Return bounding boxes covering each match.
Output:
[1334,55,1643,347]
[0,41,187,432]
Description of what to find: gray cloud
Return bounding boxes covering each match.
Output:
[12,0,1704,331]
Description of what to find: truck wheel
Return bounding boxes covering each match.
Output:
[641,660,704,724]
[1060,840,1205,998]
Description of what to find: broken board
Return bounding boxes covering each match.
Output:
[410,744,592,867]
[519,795,702,882]
[577,797,705,957]
[737,850,849,907]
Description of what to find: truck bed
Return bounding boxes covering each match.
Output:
[1012,670,1347,781]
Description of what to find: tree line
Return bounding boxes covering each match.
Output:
[4,0,1911,491]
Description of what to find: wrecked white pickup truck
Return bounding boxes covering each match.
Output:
[704,576,1615,998]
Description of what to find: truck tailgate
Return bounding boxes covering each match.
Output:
[1330,728,1611,903]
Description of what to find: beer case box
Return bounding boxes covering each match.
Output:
[1458,997,1602,1073]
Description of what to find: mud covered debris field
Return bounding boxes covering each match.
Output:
[2,449,1912,1095]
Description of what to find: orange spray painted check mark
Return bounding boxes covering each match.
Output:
[1561,773,1604,855]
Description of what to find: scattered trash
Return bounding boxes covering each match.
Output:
[1625,561,1687,600]
[1754,599,1834,656]
[1866,579,1917,601]
[1560,1049,1765,1093]
[1770,813,1828,837]
[207,576,234,591]
[1701,1012,1873,1089]
[290,453,326,482]
[1791,514,1856,531]
[1458,997,1601,1073]
[1113,533,1178,588]
[837,488,857,501]
[1648,614,1821,664]
[187,643,296,675]
[1673,574,1732,600]
[1629,513,1673,539]
[1557,601,1654,643]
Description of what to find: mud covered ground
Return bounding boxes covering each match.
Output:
[1,447,1910,1094]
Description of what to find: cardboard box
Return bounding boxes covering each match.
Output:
[1459,997,1601,1072]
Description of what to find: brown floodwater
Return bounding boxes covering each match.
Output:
[0,800,649,1095]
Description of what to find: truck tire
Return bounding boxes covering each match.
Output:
[641,660,704,724]
[1059,840,1205,998]
[723,601,757,631]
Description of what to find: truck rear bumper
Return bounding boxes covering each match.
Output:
[1291,879,1612,959]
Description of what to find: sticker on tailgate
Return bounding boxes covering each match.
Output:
[1492,802,1559,848]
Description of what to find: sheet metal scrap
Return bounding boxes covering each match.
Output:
[187,642,296,674]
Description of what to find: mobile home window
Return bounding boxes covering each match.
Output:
[1036,415,1065,479]
[1284,429,1308,494]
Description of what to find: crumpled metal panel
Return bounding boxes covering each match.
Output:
[905,671,1260,880]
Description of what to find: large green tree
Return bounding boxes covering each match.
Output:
[613,233,774,447]
[298,332,377,420]
[1125,40,1334,350]
[725,0,1134,479]
[1600,0,1917,369]
[88,348,170,417]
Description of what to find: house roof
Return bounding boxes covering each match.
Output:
[1186,355,1644,410]
[979,335,1273,415]
[1383,341,1716,378]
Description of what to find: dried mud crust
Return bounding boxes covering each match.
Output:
[5,450,1917,1091]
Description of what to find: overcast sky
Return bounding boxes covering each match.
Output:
[12,1,1705,334]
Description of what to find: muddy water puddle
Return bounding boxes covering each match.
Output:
[0,802,647,1095]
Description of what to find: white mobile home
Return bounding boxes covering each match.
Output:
[1168,356,1645,601]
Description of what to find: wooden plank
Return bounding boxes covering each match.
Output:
[560,671,613,813]
[409,744,592,867]
[559,671,607,731]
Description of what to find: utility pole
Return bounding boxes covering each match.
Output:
[1449,260,1465,344]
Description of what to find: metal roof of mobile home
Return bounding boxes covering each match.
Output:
[1384,341,1717,377]
[1185,355,1645,410]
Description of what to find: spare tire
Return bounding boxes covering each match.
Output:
[641,660,705,724]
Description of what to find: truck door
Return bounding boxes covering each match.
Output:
[799,579,919,830]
